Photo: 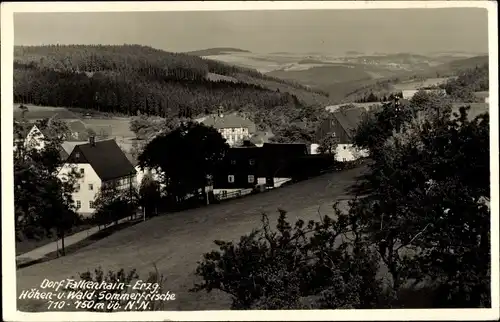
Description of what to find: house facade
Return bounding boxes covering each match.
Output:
[316,107,369,162]
[57,137,137,218]
[201,108,256,147]
[213,147,264,195]
[23,125,47,151]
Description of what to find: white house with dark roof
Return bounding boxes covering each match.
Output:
[200,107,256,147]
[316,107,370,162]
[57,137,137,217]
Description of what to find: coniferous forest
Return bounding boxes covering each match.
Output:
[14,44,331,120]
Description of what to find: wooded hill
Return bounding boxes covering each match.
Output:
[14,45,331,120]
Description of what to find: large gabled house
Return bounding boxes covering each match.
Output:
[200,107,256,147]
[316,107,370,162]
[57,137,137,217]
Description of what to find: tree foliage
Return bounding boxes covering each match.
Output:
[14,119,81,253]
[443,64,489,103]
[350,91,490,307]
[317,132,339,155]
[138,122,228,203]
[92,182,138,227]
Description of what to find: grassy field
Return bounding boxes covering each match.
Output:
[16,165,368,312]
[13,104,136,139]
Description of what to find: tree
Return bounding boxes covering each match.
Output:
[138,122,228,205]
[317,132,338,155]
[14,127,82,254]
[350,97,490,307]
[93,182,137,227]
[139,172,161,218]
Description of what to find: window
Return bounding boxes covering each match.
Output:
[228,175,235,183]
[76,200,81,208]
[75,152,80,158]
[230,160,236,165]
[343,146,347,150]
[249,159,255,166]
[88,183,94,190]
[79,168,84,174]
[248,175,255,183]
[89,201,95,209]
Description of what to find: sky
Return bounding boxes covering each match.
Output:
[14,8,489,55]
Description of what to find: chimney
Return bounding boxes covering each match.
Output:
[89,135,96,147]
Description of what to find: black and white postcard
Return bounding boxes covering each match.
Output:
[2,1,498,321]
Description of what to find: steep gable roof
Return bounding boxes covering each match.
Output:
[67,139,136,181]
[202,113,256,132]
[331,107,366,140]
[61,141,88,155]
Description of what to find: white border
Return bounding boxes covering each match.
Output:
[1,1,498,321]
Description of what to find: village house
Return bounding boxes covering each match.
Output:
[200,107,256,147]
[212,142,309,198]
[57,137,137,218]
[316,107,370,162]
[213,146,265,197]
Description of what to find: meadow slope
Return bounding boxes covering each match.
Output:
[16,166,368,312]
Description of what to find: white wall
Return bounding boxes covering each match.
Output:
[219,127,249,146]
[310,143,320,155]
[335,144,369,162]
[58,163,102,217]
[24,126,46,151]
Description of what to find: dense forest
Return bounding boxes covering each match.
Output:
[14,45,330,120]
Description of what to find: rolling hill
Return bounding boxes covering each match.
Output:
[185,47,251,56]
[326,55,489,103]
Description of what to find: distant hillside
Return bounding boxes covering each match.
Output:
[185,47,251,56]
[328,55,489,103]
[430,55,489,76]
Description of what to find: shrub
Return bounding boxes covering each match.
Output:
[191,208,384,309]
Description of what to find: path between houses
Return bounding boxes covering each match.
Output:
[15,217,131,266]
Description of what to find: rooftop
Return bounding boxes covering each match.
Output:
[202,113,256,132]
[67,139,136,181]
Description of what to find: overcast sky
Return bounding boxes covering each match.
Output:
[14,8,489,55]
